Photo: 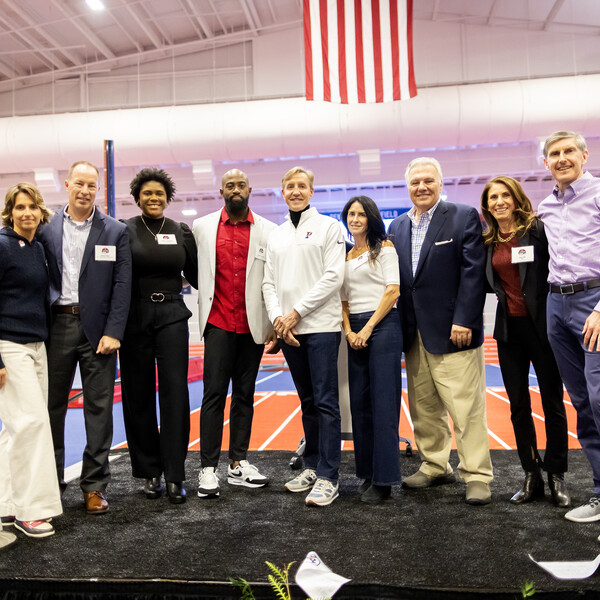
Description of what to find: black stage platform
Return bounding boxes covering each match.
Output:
[2,449,600,600]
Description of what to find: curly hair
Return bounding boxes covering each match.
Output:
[2,182,53,227]
[480,176,536,246]
[129,168,176,205]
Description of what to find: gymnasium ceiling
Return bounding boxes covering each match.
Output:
[0,0,599,219]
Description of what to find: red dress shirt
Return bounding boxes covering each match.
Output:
[207,207,254,333]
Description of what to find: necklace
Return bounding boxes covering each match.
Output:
[141,215,165,240]
[497,230,517,243]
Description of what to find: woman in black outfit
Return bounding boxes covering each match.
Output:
[120,168,198,503]
[481,176,569,507]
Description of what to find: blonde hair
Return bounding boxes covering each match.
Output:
[282,166,314,189]
[2,182,53,227]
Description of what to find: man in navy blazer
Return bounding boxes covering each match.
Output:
[38,161,131,515]
[389,157,493,505]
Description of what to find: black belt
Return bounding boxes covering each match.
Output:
[550,278,600,295]
[136,293,183,303]
[53,304,80,315]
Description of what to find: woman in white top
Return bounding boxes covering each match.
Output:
[341,196,403,504]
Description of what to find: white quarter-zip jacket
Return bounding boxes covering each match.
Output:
[262,207,345,334]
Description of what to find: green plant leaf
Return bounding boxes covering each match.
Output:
[521,580,536,598]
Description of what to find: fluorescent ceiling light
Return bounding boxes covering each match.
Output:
[85,0,105,11]
[181,209,197,216]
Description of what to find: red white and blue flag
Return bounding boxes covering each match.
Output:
[304,0,417,103]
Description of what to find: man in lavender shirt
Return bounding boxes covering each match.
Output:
[538,131,600,523]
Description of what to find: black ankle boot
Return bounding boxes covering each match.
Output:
[510,471,544,504]
[548,473,571,508]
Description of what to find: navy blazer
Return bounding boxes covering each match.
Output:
[389,201,486,355]
[38,207,132,349]
[485,218,551,343]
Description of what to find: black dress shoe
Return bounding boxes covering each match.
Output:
[510,471,544,504]
[144,477,163,500]
[548,473,571,508]
[357,479,372,495]
[166,481,186,504]
[361,484,391,505]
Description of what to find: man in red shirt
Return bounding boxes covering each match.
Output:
[193,170,277,497]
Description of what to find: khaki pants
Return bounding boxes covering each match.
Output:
[405,332,493,483]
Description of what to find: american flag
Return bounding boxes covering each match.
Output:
[304,0,417,104]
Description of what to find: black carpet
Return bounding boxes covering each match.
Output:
[2,449,600,599]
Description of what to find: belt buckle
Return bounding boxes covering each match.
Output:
[151,292,165,303]
[559,284,575,295]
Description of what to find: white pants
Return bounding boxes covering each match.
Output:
[0,340,63,521]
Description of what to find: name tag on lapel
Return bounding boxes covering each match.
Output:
[95,245,116,261]
[157,234,177,245]
[512,245,534,263]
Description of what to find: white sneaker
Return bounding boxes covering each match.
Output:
[285,469,317,493]
[14,519,55,538]
[197,467,220,498]
[228,460,269,488]
[565,496,600,522]
[306,478,339,506]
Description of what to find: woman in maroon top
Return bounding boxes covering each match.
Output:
[481,176,569,507]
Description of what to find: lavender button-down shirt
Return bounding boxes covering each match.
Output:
[537,171,600,312]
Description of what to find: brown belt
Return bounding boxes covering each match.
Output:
[53,304,80,315]
[549,278,600,295]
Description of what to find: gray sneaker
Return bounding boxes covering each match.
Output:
[565,496,600,522]
[305,478,339,506]
[285,469,317,493]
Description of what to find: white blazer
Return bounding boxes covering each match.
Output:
[193,208,277,344]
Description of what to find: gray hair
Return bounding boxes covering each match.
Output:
[405,157,443,184]
[543,131,587,158]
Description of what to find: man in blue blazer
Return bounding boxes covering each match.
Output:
[389,157,493,505]
[38,161,131,515]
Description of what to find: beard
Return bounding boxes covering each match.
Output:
[225,194,249,217]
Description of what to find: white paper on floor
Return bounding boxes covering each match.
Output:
[295,551,351,599]
[529,553,600,580]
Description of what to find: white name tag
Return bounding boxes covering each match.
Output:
[511,245,534,263]
[157,234,177,245]
[95,245,116,261]
[255,245,266,261]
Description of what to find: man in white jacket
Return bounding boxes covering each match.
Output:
[193,169,277,498]
[263,166,346,506]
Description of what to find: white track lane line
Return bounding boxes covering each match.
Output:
[400,396,414,431]
[488,428,512,450]
[487,387,578,440]
[258,404,303,451]
[188,390,281,448]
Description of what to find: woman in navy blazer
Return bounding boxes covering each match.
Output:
[481,176,569,507]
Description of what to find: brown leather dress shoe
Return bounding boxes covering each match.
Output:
[83,491,109,515]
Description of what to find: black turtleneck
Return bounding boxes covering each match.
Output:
[289,205,311,228]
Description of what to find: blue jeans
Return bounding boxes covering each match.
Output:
[547,287,600,492]
[280,332,341,482]
[348,309,402,485]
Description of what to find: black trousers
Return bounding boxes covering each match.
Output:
[47,314,116,492]
[496,316,568,473]
[120,300,191,482]
[200,323,264,468]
